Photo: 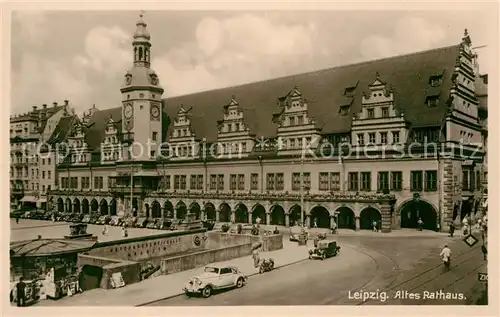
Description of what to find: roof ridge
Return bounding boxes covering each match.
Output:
[163,44,460,100]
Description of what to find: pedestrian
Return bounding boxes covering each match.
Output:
[417,218,424,231]
[313,219,318,228]
[122,227,128,238]
[331,219,337,234]
[440,244,452,271]
[481,244,487,261]
[372,220,378,232]
[273,226,279,234]
[16,213,20,224]
[449,222,455,237]
[252,248,260,268]
[16,277,26,307]
[255,216,261,228]
[102,224,109,235]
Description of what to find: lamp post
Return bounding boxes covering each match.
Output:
[297,143,308,246]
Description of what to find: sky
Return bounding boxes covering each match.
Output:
[10,9,496,116]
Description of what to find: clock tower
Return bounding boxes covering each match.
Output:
[121,13,164,161]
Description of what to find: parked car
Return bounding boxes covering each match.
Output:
[82,215,91,223]
[71,214,85,223]
[42,211,53,221]
[183,265,247,298]
[126,217,138,227]
[89,213,100,224]
[202,220,216,231]
[308,240,341,260]
[146,218,159,229]
[170,220,183,231]
[157,219,172,230]
[135,217,148,228]
[109,216,123,226]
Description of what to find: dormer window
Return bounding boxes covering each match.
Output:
[339,105,350,116]
[344,87,356,97]
[429,75,443,87]
[289,116,296,126]
[235,123,240,131]
[427,96,439,108]
[367,109,375,119]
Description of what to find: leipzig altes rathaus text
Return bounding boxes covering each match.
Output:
[10,16,488,233]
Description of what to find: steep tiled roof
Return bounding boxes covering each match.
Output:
[10,238,96,257]
[84,107,123,150]
[162,45,461,141]
[47,114,77,144]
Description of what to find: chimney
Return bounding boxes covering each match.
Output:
[64,99,69,106]
[53,102,57,107]
[32,106,37,112]
[42,104,47,110]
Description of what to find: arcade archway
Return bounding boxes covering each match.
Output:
[100,199,108,216]
[164,201,174,218]
[90,199,98,213]
[189,202,201,220]
[176,201,187,219]
[336,206,355,230]
[110,199,117,216]
[219,203,231,223]
[205,202,216,220]
[82,199,89,214]
[289,205,302,226]
[309,205,330,229]
[400,200,438,231]
[73,199,81,213]
[270,205,285,226]
[152,200,161,218]
[251,204,266,225]
[235,204,248,223]
[57,198,64,213]
[360,207,381,230]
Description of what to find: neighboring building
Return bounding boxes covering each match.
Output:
[10,101,75,210]
[50,18,487,233]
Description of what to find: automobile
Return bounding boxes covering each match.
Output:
[109,216,123,226]
[126,217,138,227]
[157,219,172,230]
[81,214,91,223]
[170,220,183,231]
[71,214,85,223]
[96,215,111,225]
[183,265,247,298]
[63,214,73,222]
[146,218,159,229]
[135,217,148,228]
[42,211,53,221]
[89,213,100,224]
[308,240,341,260]
[202,220,216,231]
[24,211,35,219]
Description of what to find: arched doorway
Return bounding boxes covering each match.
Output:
[164,201,174,218]
[57,198,64,213]
[205,202,216,220]
[309,205,331,228]
[73,199,81,213]
[289,205,302,226]
[82,199,89,214]
[176,201,187,219]
[100,199,108,216]
[189,202,201,220]
[65,198,72,213]
[360,207,381,230]
[461,199,472,221]
[235,204,248,223]
[90,199,98,213]
[110,199,117,216]
[151,201,161,218]
[336,206,355,230]
[219,203,231,222]
[251,204,266,225]
[400,200,438,231]
[270,205,285,226]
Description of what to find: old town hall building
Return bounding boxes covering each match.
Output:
[46,15,488,233]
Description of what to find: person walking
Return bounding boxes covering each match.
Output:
[449,222,456,237]
[331,219,337,234]
[417,218,424,231]
[16,277,26,307]
[372,220,378,232]
[15,213,20,224]
[102,224,109,236]
[440,244,452,271]
[122,227,128,238]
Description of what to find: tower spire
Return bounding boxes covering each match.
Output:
[133,10,151,68]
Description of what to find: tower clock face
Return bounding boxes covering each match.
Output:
[150,104,160,119]
[124,103,133,119]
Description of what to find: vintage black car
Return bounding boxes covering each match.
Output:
[82,214,91,223]
[146,218,159,229]
[157,219,172,230]
[89,213,100,224]
[126,217,138,227]
[202,220,216,231]
[135,217,148,228]
[109,216,123,226]
[308,240,341,260]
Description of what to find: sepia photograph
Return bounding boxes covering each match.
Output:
[4,3,495,311]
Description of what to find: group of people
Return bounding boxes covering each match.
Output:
[101,224,128,237]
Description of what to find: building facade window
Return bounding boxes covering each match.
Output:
[368,133,376,144]
[367,108,375,118]
[303,173,310,190]
[266,173,275,190]
[292,173,301,191]
[237,174,245,190]
[425,170,437,191]
[276,173,284,190]
[196,175,203,190]
[357,134,364,146]
[330,172,340,191]
[361,172,371,191]
[210,175,216,190]
[469,170,476,191]
[380,132,388,144]
[391,171,403,191]
[378,172,389,191]
[164,175,171,190]
[190,175,197,190]
[319,172,329,191]
[392,131,400,144]
[348,172,359,191]
[251,173,259,190]
[462,170,469,190]
[381,107,389,118]
[174,175,180,190]
[410,171,423,191]
[217,174,224,190]
[230,174,237,190]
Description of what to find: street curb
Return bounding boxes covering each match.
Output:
[135,257,308,306]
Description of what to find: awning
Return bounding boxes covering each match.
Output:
[20,196,37,202]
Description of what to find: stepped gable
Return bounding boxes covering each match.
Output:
[163,45,461,142]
